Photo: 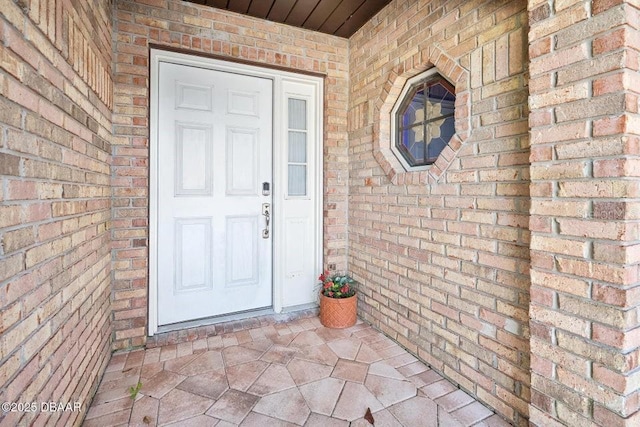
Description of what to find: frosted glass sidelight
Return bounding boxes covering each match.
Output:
[288,165,307,196]
[287,98,308,196]
[288,131,307,163]
[288,98,307,130]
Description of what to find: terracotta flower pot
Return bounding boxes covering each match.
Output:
[319,292,357,328]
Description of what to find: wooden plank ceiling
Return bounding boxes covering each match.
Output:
[185,0,392,38]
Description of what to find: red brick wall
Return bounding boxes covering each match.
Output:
[528,0,640,425]
[2,0,637,425]
[0,0,113,424]
[348,1,530,425]
[111,0,349,349]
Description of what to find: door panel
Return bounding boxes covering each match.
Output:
[175,123,212,195]
[226,127,259,195]
[174,218,212,292]
[157,62,273,326]
[225,215,259,286]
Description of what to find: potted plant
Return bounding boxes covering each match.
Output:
[318,270,357,328]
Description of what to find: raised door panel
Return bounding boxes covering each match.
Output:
[175,82,213,111]
[175,123,212,195]
[226,127,259,195]
[174,218,212,293]
[225,215,259,287]
[227,90,259,116]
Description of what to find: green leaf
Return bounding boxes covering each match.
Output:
[129,381,142,400]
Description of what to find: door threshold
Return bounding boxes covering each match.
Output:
[147,305,320,348]
[157,307,274,335]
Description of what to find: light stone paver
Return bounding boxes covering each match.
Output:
[85,316,505,426]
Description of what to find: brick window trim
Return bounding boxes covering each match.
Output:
[373,44,471,185]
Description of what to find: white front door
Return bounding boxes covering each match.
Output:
[156,62,273,326]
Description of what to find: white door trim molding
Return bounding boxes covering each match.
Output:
[149,49,324,336]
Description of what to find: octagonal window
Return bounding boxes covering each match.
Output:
[392,70,455,169]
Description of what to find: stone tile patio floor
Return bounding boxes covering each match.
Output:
[84,317,511,426]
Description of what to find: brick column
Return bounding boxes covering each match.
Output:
[0,0,113,425]
[528,1,640,425]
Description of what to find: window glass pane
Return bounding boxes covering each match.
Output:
[402,125,425,165]
[440,114,456,140]
[395,73,455,167]
[427,81,455,118]
[288,165,307,196]
[401,88,424,127]
[288,131,307,163]
[288,97,307,196]
[426,116,455,162]
[288,98,307,130]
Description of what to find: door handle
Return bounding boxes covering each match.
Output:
[262,203,270,239]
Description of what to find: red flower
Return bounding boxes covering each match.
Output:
[318,270,330,282]
[318,271,355,299]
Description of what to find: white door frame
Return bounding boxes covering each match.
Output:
[149,49,324,336]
